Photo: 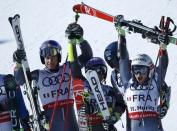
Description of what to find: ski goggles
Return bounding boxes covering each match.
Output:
[85,65,107,75]
[40,47,58,57]
[132,65,149,75]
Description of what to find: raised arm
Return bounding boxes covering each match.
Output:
[157,45,169,87]
[66,23,93,80]
[114,15,131,87]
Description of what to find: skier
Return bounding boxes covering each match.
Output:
[13,40,79,130]
[66,23,126,131]
[104,40,170,131]
[0,74,30,131]
[113,15,171,131]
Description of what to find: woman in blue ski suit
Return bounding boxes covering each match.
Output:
[0,74,30,131]
[113,16,171,131]
[13,41,79,130]
[66,23,126,131]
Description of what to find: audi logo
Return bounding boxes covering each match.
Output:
[42,73,70,87]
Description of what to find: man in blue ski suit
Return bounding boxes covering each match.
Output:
[13,40,79,130]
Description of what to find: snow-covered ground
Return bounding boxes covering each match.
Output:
[0,0,177,130]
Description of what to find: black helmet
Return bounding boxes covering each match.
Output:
[39,40,62,64]
[85,57,107,79]
[104,41,119,68]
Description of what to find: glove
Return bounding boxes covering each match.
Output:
[82,92,96,114]
[13,49,26,63]
[65,23,84,43]
[157,104,168,119]
[160,83,171,107]
[106,112,121,125]
[83,92,89,101]
[114,15,125,36]
[158,33,169,50]
[158,33,169,44]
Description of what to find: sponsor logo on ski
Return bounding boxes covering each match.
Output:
[90,76,107,111]
[10,109,18,127]
[15,25,23,45]
[84,6,96,16]
[8,90,16,99]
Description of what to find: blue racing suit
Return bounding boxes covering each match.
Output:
[118,36,169,131]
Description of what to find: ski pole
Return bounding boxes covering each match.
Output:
[49,56,68,131]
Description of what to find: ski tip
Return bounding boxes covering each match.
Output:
[8,14,20,24]
[73,4,82,13]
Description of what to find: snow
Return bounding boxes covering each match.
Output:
[0,0,177,130]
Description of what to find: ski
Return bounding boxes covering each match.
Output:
[73,3,177,45]
[8,14,43,131]
[73,79,88,131]
[85,70,110,120]
[4,74,20,130]
[73,79,85,111]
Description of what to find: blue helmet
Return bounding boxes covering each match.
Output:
[85,57,107,79]
[39,40,62,64]
[104,41,119,68]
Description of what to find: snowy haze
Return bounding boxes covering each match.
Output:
[0,0,177,130]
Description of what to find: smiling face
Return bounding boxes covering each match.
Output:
[44,55,58,70]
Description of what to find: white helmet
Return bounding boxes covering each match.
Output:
[132,54,154,78]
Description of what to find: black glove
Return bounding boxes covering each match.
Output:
[114,15,124,27]
[106,113,120,125]
[157,104,168,119]
[13,49,26,63]
[65,23,84,39]
[158,33,169,45]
